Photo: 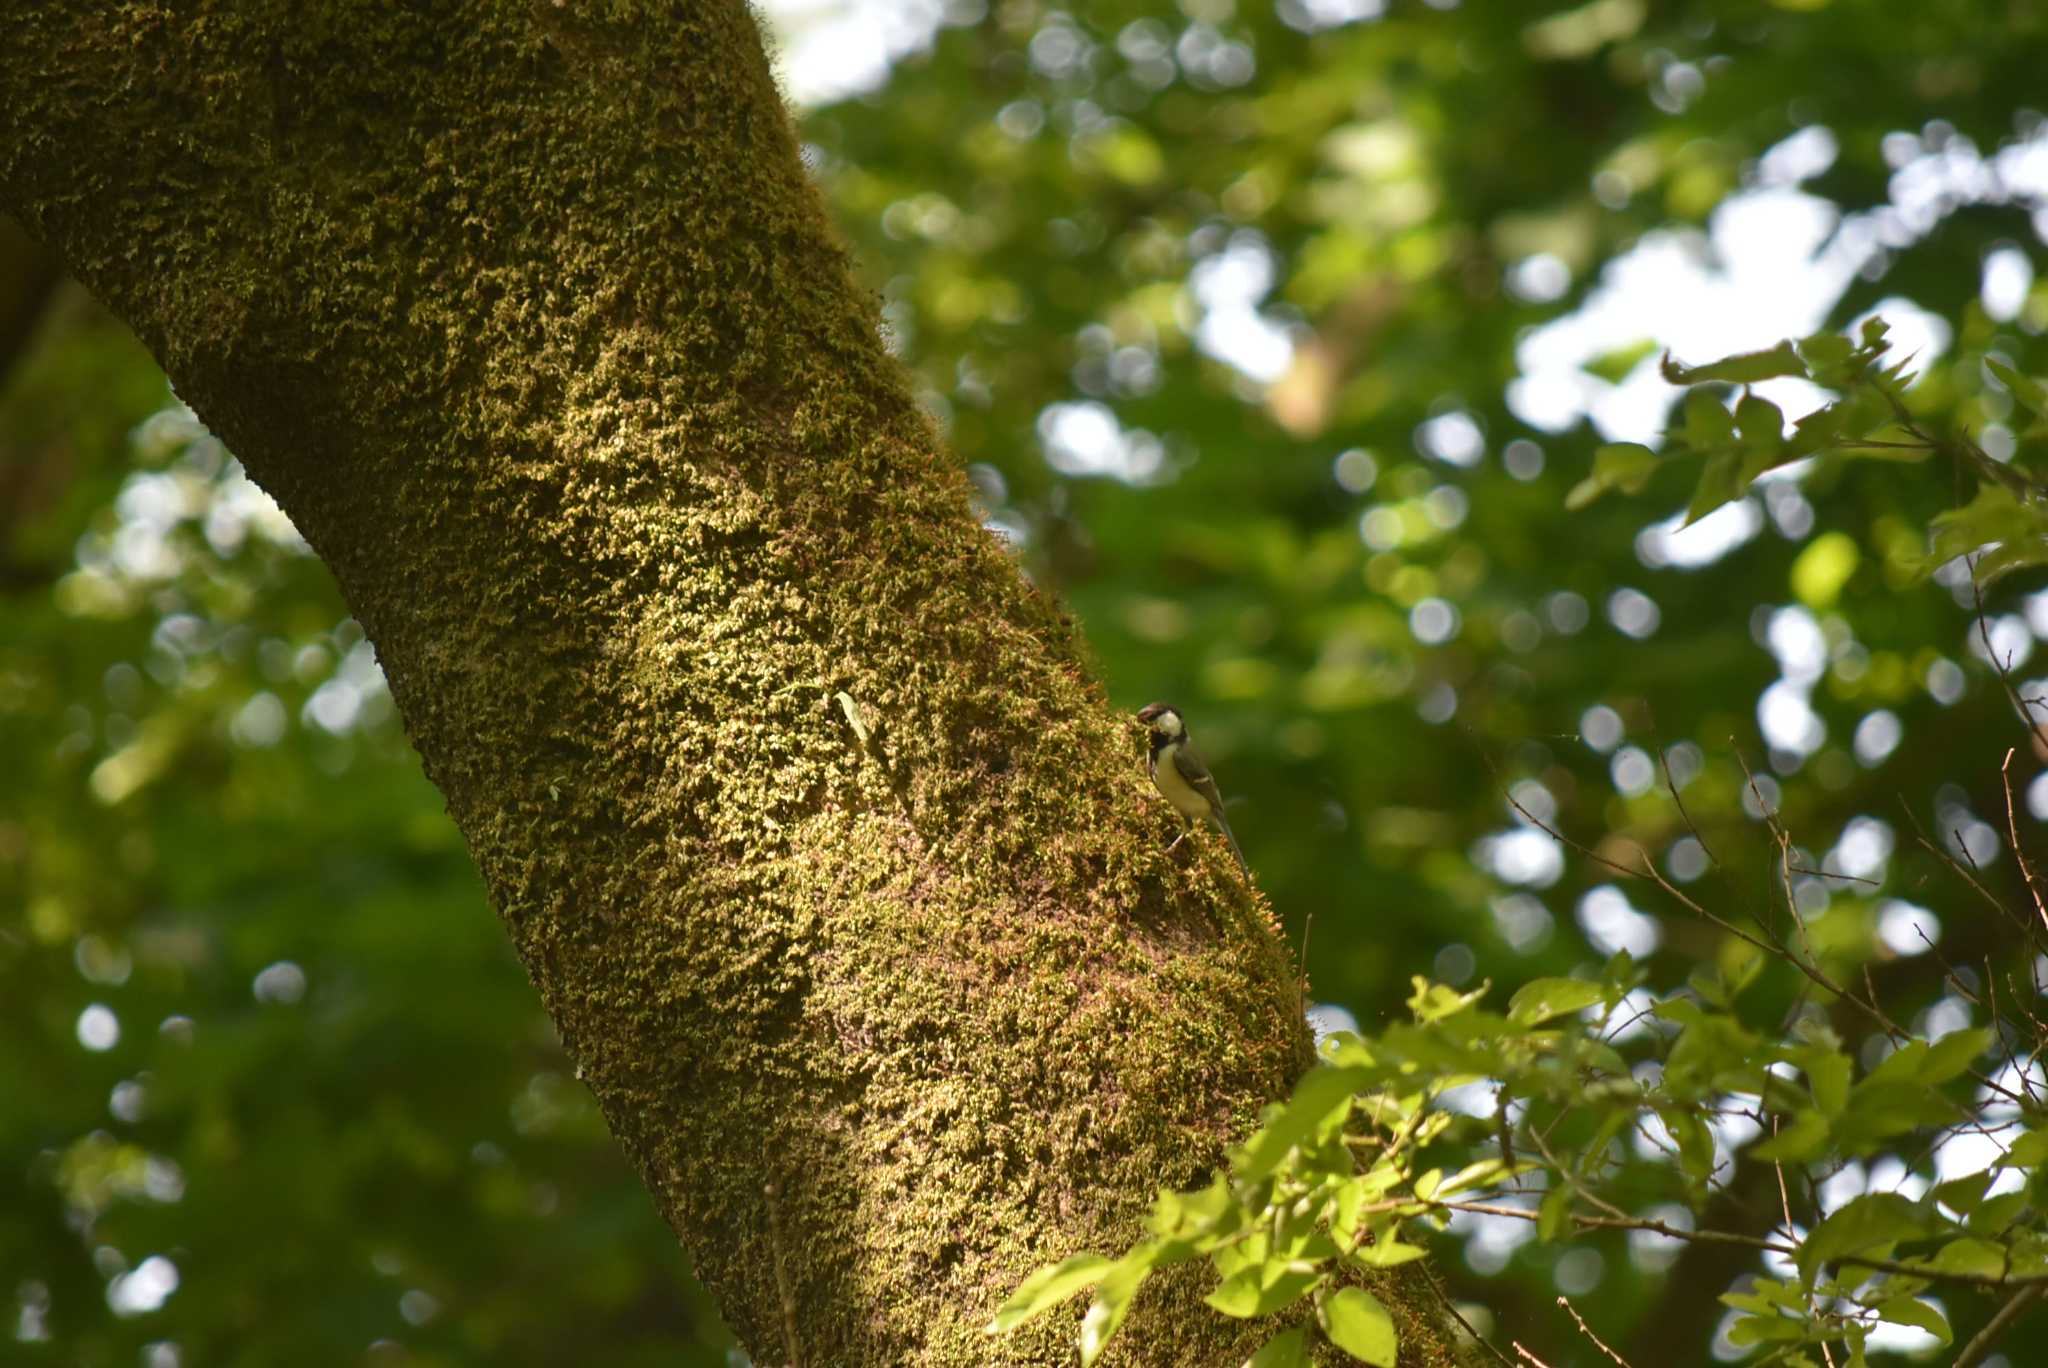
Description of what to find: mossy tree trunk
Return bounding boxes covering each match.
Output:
[1,4,1467,1363]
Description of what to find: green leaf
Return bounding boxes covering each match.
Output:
[1332,1177,1374,1247]
[1725,1311,1808,1346]
[1969,1190,2029,1235]
[1724,1277,1806,1314]
[1148,1178,1234,1239]
[1934,1171,1994,1217]
[985,1252,1114,1333]
[1927,484,2042,574]
[1792,386,1907,458]
[1663,1107,1716,1189]
[2004,1129,2048,1168]
[1661,339,1808,385]
[1236,1066,1370,1181]
[1537,1185,1573,1242]
[1798,1193,1933,1287]
[1863,1040,1931,1090]
[1796,331,1854,372]
[1684,451,1744,524]
[1406,977,1491,1024]
[1320,1287,1399,1366]
[1437,1157,1532,1197]
[1750,1110,1828,1163]
[1584,338,1658,384]
[1929,1236,2009,1278]
[1508,976,1607,1025]
[1276,1226,1339,1267]
[1213,1231,1267,1279]
[1079,1257,1152,1367]
[1662,1010,1763,1101]
[1204,1265,1320,1319]
[1797,1046,1853,1117]
[1565,442,1659,510]
[1350,1236,1429,1267]
[1682,389,1739,449]
[1872,1295,1950,1345]
[1988,357,2048,419]
[1735,392,1786,445]
[1835,1080,1961,1152]
[1245,1327,1308,1368]
[1918,1028,1991,1085]
[1970,537,2048,585]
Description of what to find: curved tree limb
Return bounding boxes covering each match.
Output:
[0,4,1467,1363]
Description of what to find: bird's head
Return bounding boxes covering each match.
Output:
[1136,702,1184,739]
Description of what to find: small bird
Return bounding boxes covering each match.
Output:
[1137,702,1247,874]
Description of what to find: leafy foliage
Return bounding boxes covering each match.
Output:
[993,325,2048,1363]
[998,943,2048,1364]
[1572,319,2048,589]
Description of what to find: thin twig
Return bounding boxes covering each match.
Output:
[1890,802,2036,1108]
[1953,1282,2048,1368]
[1528,1126,1627,1221]
[1423,1267,1516,1368]
[2001,747,2048,944]
[1769,1117,1838,1368]
[1787,863,1880,887]
[1899,795,2022,932]
[1404,1198,2048,1288]
[1660,744,1720,868]
[1491,750,1781,963]
[1973,576,2048,756]
[1556,1297,1636,1368]
[1732,745,1828,978]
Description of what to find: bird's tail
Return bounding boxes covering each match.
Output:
[1213,813,1248,877]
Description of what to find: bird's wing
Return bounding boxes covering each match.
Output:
[1171,741,1225,812]
[1172,742,1247,874]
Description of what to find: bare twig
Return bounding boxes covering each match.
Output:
[1973,576,2048,755]
[1953,1282,2047,1368]
[1899,795,2024,934]
[1423,1267,1516,1368]
[2001,747,2048,945]
[1528,1126,1628,1221]
[1493,751,1784,965]
[1660,744,1720,868]
[1731,745,1828,977]
[1769,1117,1838,1368]
[1557,1297,1636,1368]
[1403,1198,2048,1288]
[1787,863,1880,887]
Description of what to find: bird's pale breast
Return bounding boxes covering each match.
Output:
[1152,741,1211,821]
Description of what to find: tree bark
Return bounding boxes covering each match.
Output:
[0,4,1465,1363]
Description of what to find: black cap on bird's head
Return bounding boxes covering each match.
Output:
[1136,702,1184,737]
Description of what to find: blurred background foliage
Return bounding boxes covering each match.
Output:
[5,0,2048,1363]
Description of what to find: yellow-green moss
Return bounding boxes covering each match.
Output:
[0,3,1478,1363]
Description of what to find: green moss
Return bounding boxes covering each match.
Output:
[0,3,1476,1363]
